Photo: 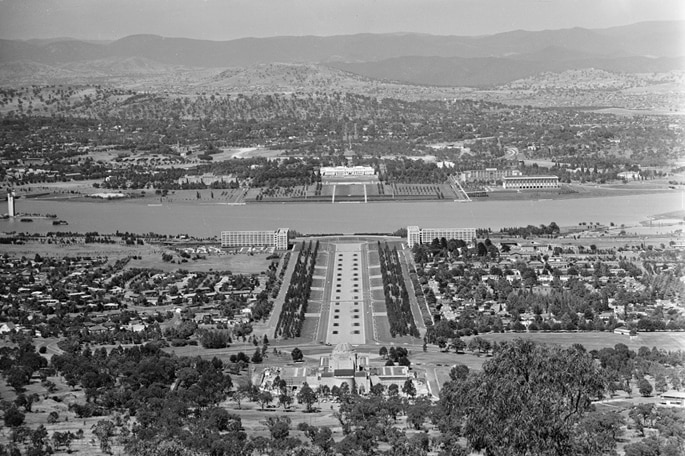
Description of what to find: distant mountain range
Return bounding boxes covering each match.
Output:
[0,21,683,88]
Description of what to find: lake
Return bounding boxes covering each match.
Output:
[1,192,681,238]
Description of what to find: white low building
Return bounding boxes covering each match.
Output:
[502,176,560,190]
[320,166,375,177]
[660,390,685,407]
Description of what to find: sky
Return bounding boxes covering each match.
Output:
[0,0,683,41]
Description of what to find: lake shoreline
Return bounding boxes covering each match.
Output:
[1,191,680,238]
[20,185,676,207]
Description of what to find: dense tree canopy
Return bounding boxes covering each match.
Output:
[437,339,608,456]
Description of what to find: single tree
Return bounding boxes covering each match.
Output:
[449,364,469,381]
[638,378,653,397]
[279,391,292,410]
[47,411,59,424]
[379,346,388,359]
[52,431,74,452]
[402,378,417,398]
[291,347,304,362]
[451,338,466,353]
[231,390,245,410]
[251,348,263,364]
[266,416,291,441]
[297,382,317,412]
[388,383,400,397]
[3,407,25,427]
[654,373,668,394]
[258,390,273,410]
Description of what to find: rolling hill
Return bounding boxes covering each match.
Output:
[0,21,682,88]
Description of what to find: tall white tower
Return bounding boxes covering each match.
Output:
[7,189,15,217]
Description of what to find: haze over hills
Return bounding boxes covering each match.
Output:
[0,21,685,93]
[0,21,682,89]
[329,54,685,87]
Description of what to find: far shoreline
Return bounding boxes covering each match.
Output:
[16,182,678,206]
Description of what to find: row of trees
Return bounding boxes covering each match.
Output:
[497,221,561,237]
[377,242,420,338]
[275,241,319,338]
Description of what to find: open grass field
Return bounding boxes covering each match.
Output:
[332,184,365,197]
[308,288,324,301]
[0,241,274,275]
[305,302,322,313]
[130,249,274,274]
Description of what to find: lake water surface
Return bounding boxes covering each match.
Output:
[2,192,681,238]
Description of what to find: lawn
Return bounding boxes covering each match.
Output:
[309,289,324,301]
[373,314,421,345]
[132,251,273,274]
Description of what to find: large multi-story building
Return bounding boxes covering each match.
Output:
[460,168,522,182]
[502,176,560,190]
[407,226,476,248]
[220,228,289,250]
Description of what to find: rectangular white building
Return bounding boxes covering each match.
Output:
[320,166,375,177]
[460,168,522,182]
[502,176,560,189]
[407,226,476,248]
[220,228,289,250]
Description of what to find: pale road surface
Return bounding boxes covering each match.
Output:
[308,240,381,346]
[324,242,367,345]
